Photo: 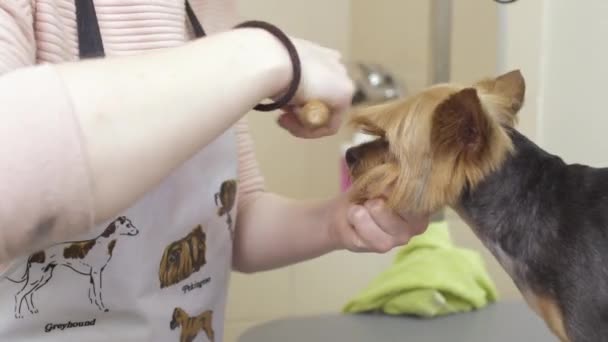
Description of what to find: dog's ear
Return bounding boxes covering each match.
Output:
[193,225,206,238]
[172,307,185,320]
[473,69,525,126]
[101,222,116,238]
[431,88,493,162]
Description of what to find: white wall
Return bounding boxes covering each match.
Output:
[450,0,498,84]
[497,0,546,140]
[350,0,432,94]
[499,0,608,163]
[539,1,608,166]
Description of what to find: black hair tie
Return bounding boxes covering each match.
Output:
[234,20,301,112]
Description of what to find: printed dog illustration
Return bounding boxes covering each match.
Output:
[159,225,207,289]
[170,307,214,342]
[214,179,237,238]
[7,216,138,318]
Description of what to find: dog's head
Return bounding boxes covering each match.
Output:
[116,216,139,236]
[101,216,139,238]
[219,180,237,208]
[170,307,188,330]
[346,70,525,214]
[159,225,207,288]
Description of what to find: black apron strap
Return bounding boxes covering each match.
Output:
[75,0,106,58]
[185,0,206,38]
[75,0,206,59]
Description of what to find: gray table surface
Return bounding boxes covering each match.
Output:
[238,301,555,341]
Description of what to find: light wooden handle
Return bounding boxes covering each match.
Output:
[297,100,331,129]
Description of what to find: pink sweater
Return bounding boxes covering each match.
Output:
[0,0,264,264]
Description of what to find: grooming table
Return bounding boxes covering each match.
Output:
[238,300,554,342]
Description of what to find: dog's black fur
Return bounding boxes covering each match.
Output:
[457,128,608,341]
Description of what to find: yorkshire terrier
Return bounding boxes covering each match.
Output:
[345,70,608,342]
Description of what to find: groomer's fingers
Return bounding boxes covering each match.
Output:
[363,199,411,244]
[403,211,430,236]
[346,205,397,253]
[276,108,343,139]
[364,199,429,242]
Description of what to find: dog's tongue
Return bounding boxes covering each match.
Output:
[340,132,375,192]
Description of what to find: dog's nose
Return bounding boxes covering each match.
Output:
[345,147,359,168]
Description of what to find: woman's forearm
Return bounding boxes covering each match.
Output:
[232,188,429,273]
[232,192,340,273]
[57,28,291,222]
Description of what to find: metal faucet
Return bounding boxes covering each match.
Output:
[350,62,405,106]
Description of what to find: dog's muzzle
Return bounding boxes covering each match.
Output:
[345,147,360,169]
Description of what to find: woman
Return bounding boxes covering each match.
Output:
[0,0,428,340]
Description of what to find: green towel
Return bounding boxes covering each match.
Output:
[342,220,498,318]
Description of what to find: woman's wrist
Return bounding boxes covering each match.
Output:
[322,195,348,252]
[226,27,293,101]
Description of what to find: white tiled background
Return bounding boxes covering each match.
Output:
[225,1,522,341]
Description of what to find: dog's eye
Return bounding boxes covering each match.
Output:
[169,250,180,263]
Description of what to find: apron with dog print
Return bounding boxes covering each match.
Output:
[0,1,237,341]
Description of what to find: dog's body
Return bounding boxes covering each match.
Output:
[458,129,608,341]
[345,70,608,341]
[7,216,139,318]
[170,307,214,342]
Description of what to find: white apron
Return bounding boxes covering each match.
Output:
[0,126,238,341]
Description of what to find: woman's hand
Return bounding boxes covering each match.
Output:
[275,37,355,139]
[327,192,430,253]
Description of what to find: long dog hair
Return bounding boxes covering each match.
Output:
[159,225,207,289]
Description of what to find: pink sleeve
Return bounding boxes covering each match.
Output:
[235,118,265,207]
[0,2,94,265]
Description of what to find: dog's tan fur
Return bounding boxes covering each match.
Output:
[522,291,568,342]
[348,70,524,214]
[170,307,214,342]
[159,225,207,289]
